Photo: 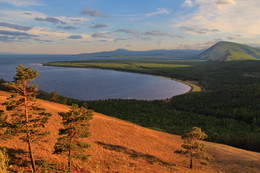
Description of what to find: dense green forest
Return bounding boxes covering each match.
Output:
[2,60,260,152]
[31,86,259,151]
[172,85,260,125]
[87,97,260,151]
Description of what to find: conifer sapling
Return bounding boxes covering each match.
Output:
[54,104,93,173]
[175,126,209,169]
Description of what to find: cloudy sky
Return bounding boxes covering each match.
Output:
[0,0,259,54]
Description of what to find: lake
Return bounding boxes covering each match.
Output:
[0,54,191,100]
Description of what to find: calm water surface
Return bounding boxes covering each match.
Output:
[0,54,191,100]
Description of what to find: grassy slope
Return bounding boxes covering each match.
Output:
[197,41,260,61]
[1,91,260,173]
[226,50,257,61]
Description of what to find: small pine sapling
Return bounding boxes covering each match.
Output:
[54,104,93,173]
[175,126,209,169]
[50,91,59,102]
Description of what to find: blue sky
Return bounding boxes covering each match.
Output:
[0,0,259,54]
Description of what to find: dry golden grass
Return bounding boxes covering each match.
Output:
[184,80,203,92]
[0,91,259,173]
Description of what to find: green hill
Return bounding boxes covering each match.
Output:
[197,41,260,61]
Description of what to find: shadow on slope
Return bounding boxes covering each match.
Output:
[96,141,176,168]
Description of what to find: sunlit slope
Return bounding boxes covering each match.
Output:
[0,91,259,173]
[197,41,260,61]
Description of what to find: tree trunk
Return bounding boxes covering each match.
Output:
[67,136,73,173]
[24,83,36,173]
[27,133,36,172]
[68,149,71,173]
[189,158,193,169]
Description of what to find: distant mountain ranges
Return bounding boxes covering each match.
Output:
[79,41,260,62]
[79,48,202,59]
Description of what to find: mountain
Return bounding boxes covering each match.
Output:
[1,90,259,172]
[79,48,202,59]
[197,41,260,61]
[79,41,260,61]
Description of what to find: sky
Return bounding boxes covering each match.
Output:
[0,0,259,54]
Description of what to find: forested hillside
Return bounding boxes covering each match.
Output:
[1,90,259,172]
[6,59,260,152]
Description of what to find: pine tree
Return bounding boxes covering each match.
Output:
[51,91,59,102]
[54,104,93,173]
[2,65,52,172]
[175,127,209,169]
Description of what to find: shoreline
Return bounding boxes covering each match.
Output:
[42,63,203,94]
[158,75,202,92]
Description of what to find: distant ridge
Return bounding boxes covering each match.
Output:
[79,48,202,59]
[197,41,260,61]
[79,41,260,61]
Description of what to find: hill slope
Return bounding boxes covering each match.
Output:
[79,48,202,59]
[0,91,259,172]
[197,41,260,61]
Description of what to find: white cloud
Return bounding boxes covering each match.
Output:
[215,0,237,5]
[0,10,88,26]
[0,10,45,22]
[0,9,90,42]
[145,8,170,17]
[0,0,42,7]
[27,27,91,41]
[176,0,260,37]
[56,16,89,25]
[91,32,114,42]
[80,8,103,17]
[177,39,223,49]
[182,0,237,7]
[182,0,194,7]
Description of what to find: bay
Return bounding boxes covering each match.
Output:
[0,54,191,100]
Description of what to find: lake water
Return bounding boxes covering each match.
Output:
[0,54,191,100]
